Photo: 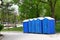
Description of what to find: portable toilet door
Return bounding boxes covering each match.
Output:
[43,17,55,34]
[32,18,37,33]
[36,17,44,34]
[43,18,49,34]
[29,19,33,33]
[48,18,55,34]
[23,20,29,33]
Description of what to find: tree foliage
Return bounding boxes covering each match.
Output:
[1,0,58,21]
[0,0,16,24]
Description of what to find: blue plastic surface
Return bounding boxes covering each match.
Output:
[35,19,43,33]
[43,18,48,33]
[23,17,55,34]
[29,20,33,33]
[48,20,55,34]
[23,21,29,33]
[43,18,55,34]
[32,19,36,33]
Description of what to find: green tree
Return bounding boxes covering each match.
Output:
[55,0,60,20]
[40,0,58,18]
[0,0,15,24]
[13,0,58,20]
[19,0,46,19]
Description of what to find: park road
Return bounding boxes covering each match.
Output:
[1,32,60,40]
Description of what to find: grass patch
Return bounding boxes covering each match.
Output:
[56,22,60,33]
[2,27,23,32]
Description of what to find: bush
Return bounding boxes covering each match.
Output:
[0,24,4,31]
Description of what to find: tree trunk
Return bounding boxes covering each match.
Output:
[51,7,55,18]
[36,4,40,17]
[51,6,57,23]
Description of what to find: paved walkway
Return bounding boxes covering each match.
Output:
[1,32,60,40]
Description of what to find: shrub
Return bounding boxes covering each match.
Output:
[0,24,4,31]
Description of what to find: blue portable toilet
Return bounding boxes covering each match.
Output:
[29,19,33,33]
[23,20,29,33]
[43,17,55,34]
[43,17,51,34]
[36,17,44,33]
[32,18,37,33]
[48,18,55,34]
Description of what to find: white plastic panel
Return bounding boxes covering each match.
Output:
[38,17,44,20]
[23,20,29,22]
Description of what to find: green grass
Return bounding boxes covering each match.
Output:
[2,27,23,32]
[56,22,60,33]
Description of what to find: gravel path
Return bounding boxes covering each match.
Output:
[1,32,60,40]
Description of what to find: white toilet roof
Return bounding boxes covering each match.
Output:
[23,19,29,22]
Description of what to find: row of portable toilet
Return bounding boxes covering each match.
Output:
[23,17,55,34]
